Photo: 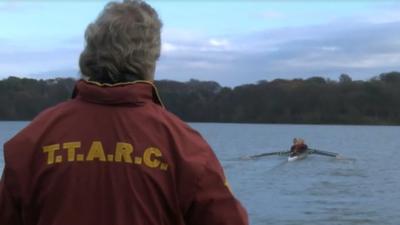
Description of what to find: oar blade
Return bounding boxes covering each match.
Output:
[247,151,290,159]
[309,149,339,157]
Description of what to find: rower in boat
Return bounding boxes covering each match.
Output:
[288,138,309,161]
[290,138,308,155]
[290,138,298,153]
[244,138,347,161]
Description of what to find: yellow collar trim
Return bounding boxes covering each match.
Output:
[83,80,164,108]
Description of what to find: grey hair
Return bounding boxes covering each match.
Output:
[79,0,162,83]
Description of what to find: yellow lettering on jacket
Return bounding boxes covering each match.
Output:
[134,157,142,165]
[42,144,60,165]
[63,142,81,162]
[41,141,169,171]
[107,154,114,162]
[86,141,106,161]
[115,142,133,163]
[143,147,162,168]
[55,155,63,163]
[160,163,168,171]
[76,154,85,161]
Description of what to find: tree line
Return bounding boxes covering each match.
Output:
[1,72,400,125]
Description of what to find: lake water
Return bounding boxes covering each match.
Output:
[1,122,400,225]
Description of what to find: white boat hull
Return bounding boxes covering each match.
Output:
[288,152,307,161]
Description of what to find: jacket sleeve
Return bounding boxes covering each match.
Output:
[184,156,249,225]
[0,170,22,225]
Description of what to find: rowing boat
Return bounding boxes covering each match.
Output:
[246,148,341,161]
[287,151,308,161]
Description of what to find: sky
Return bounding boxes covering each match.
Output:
[0,0,400,87]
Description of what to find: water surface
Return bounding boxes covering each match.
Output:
[1,122,399,225]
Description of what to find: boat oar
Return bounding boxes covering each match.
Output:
[308,149,340,158]
[244,151,290,159]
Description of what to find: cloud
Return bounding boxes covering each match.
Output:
[364,3,400,24]
[0,40,81,79]
[320,46,339,52]
[259,10,285,20]
[0,2,44,13]
[208,38,229,48]
[162,42,177,53]
[156,19,400,86]
[0,2,20,11]
[2,8,400,87]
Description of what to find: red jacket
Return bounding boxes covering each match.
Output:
[0,80,248,225]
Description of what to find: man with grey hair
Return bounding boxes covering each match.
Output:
[0,1,248,225]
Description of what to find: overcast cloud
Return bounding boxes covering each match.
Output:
[157,19,400,86]
[0,2,399,87]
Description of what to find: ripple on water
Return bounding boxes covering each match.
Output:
[328,168,367,178]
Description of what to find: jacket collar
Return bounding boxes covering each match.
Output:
[72,80,164,107]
